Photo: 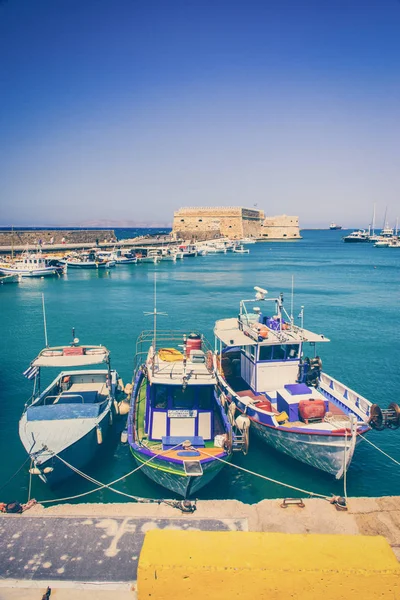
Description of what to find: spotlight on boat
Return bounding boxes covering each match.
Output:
[254,286,268,300]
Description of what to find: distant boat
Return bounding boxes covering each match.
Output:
[19,337,123,486]
[233,244,250,254]
[329,223,342,230]
[343,229,369,243]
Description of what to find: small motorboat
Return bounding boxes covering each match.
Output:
[128,330,243,498]
[233,245,250,254]
[19,335,125,486]
[213,286,399,479]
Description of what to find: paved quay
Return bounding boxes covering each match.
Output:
[0,496,399,598]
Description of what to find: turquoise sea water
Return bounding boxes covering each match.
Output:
[1,230,399,504]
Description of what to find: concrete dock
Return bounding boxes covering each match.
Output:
[0,496,399,598]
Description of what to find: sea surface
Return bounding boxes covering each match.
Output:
[1,229,399,505]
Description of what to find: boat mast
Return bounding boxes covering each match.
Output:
[42,293,49,347]
[144,273,167,376]
[372,203,376,236]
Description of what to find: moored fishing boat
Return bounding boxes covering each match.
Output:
[213,286,399,479]
[19,334,125,486]
[0,250,60,278]
[128,330,239,498]
[232,244,250,254]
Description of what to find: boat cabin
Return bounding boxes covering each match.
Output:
[144,382,217,443]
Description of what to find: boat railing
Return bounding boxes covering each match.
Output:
[133,329,213,373]
[43,394,85,405]
[319,372,371,420]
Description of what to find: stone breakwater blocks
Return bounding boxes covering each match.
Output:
[138,531,400,599]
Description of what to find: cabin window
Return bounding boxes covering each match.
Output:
[153,385,168,409]
[172,386,195,409]
[198,387,213,409]
[245,345,255,360]
[286,344,300,359]
[259,345,273,361]
[272,345,286,361]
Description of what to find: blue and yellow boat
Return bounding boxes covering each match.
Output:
[127,331,236,498]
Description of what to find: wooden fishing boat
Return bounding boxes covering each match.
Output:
[214,286,399,479]
[128,330,238,498]
[19,334,124,486]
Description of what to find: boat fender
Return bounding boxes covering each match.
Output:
[117,401,130,416]
[241,420,250,455]
[121,429,128,444]
[96,426,103,445]
[223,429,233,454]
[235,414,250,432]
[206,350,214,371]
[29,467,42,475]
[43,467,54,474]
[228,401,237,426]
[113,400,120,414]
[219,392,227,407]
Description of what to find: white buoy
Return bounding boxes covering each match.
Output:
[120,430,128,443]
[43,467,54,474]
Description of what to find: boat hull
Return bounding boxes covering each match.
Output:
[249,419,357,479]
[0,267,58,277]
[28,408,112,486]
[130,446,228,498]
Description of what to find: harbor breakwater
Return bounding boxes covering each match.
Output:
[0,229,117,247]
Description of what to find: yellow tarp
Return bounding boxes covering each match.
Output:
[158,348,184,362]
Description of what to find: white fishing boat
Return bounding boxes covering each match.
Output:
[60,250,112,269]
[139,250,161,264]
[0,250,60,278]
[161,249,177,262]
[19,332,124,486]
[232,244,249,254]
[213,286,399,479]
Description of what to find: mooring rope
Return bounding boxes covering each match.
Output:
[199,449,332,500]
[0,457,31,494]
[36,443,182,505]
[359,434,400,467]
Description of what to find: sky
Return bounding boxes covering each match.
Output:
[0,0,400,228]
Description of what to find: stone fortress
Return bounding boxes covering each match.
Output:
[172,207,301,241]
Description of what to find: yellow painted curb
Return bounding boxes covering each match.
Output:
[138,531,400,599]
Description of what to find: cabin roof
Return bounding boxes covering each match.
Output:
[32,345,110,367]
[214,317,329,347]
[147,351,215,386]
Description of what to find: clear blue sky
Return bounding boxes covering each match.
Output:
[1,0,399,227]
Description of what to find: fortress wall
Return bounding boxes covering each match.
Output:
[0,229,117,247]
[258,215,301,240]
[172,207,264,240]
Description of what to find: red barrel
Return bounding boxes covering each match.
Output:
[186,333,202,353]
[299,399,326,422]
